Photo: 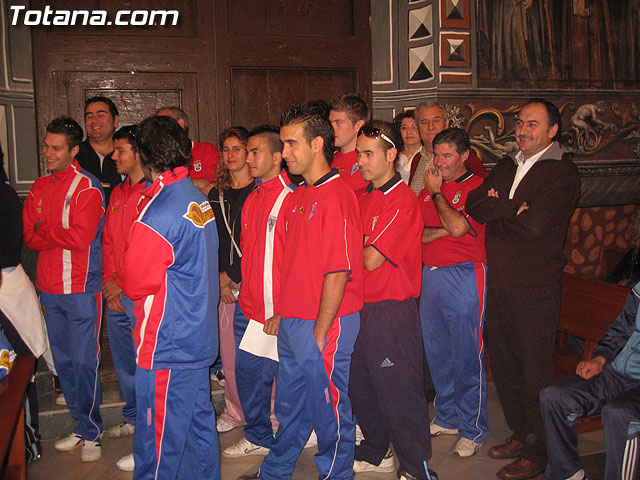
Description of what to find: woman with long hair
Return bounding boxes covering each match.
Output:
[208,126,256,433]
[393,111,422,184]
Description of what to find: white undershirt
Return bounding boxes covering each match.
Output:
[509,143,552,199]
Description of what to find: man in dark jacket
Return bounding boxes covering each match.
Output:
[466,98,580,480]
[540,283,640,480]
[76,96,122,202]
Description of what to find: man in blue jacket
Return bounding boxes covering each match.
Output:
[540,283,640,480]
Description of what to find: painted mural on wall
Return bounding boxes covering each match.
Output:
[441,99,640,162]
[476,0,640,89]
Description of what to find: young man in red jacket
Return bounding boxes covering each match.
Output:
[101,125,148,471]
[23,117,105,462]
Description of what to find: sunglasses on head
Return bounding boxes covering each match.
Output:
[358,126,396,149]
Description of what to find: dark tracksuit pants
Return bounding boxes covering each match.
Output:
[485,285,560,463]
[540,365,640,480]
[349,299,432,480]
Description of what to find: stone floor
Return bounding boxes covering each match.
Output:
[27,381,606,480]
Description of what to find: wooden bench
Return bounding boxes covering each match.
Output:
[0,356,35,480]
[554,272,629,432]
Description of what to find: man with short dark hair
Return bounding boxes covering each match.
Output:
[23,117,105,462]
[330,93,371,192]
[419,127,488,458]
[121,115,220,479]
[101,125,148,472]
[350,121,436,480]
[223,125,296,459]
[248,103,363,480]
[467,99,581,480]
[77,96,122,202]
[156,106,220,195]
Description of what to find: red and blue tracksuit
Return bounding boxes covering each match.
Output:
[236,171,295,448]
[120,167,220,480]
[102,177,148,426]
[260,169,363,480]
[418,169,489,444]
[23,160,105,441]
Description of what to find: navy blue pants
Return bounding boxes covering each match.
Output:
[41,291,103,441]
[260,314,360,480]
[106,295,137,425]
[350,299,432,479]
[133,366,220,480]
[420,262,489,443]
[540,365,640,480]
[234,304,278,448]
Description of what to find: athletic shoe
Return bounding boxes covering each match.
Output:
[54,433,82,451]
[429,420,459,436]
[304,430,317,449]
[116,453,135,471]
[81,440,102,462]
[355,424,364,446]
[217,418,238,433]
[104,421,135,438]
[352,448,394,473]
[565,469,586,480]
[400,468,439,480]
[453,437,483,457]
[210,369,226,387]
[223,437,269,458]
[56,393,66,406]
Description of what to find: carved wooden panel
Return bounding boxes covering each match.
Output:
[229,0,354,36]
[30,0,195,37]
[51,71,197,139]
[231,68,357,128]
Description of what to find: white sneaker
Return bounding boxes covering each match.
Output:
[304,430,317,449]
[116,453,135,471]
[104,422,135,438]
[54,433,82,451]
[353,448,395,473]
[430,420,459,436]
[222,437,270,458]
[56,393,66,406]
[453,437,483,457]
[355,424,364,446]
[216,418,237,433]
[81,440,102,462]
[565,469,586,480]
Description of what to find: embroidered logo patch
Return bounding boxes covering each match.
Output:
[194,162,202,172]
[309,202,317,219]
[183,201,215,228]
[452,192,462,204]
[372,216,379,230]
[268,215,277,232]
[324,387,330,404]
[351,163,359,176]
[147,408,152,426]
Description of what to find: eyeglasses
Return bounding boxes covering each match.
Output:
[358,126,396,149]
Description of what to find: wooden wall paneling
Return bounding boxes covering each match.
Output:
[215,0,371,129]
[30,0,218,175]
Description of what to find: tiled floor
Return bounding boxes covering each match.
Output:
[27,383,605,480]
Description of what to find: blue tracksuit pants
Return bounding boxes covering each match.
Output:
[133,366,220,480]
[259,313,360,480]
[420,262,489,443]
[234,304,278,448]
[540,365,640,480]
[106,294,137,425]
[41,291,103,441]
